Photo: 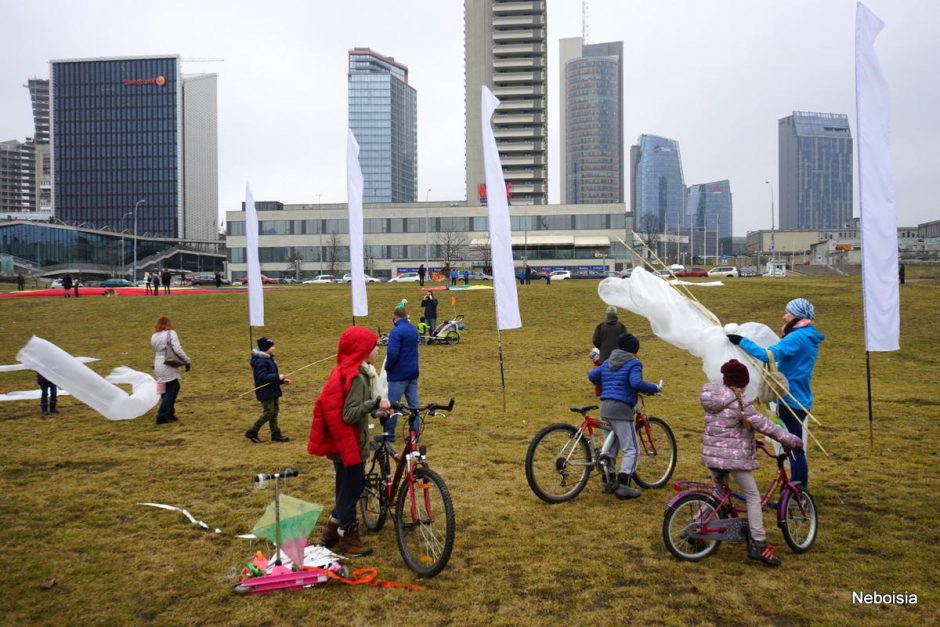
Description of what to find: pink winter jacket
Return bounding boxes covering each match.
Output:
[700,383,803,471]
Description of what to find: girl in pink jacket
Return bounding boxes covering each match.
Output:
[700,359,803,566]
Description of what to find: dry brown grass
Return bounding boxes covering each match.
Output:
[1,272,938,625]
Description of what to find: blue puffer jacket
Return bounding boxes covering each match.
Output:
[386,318,420,381]
[588,349,659,405]
[251,350,282,402]
[737,323,824,410]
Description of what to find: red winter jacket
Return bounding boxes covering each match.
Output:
[308,326,378,467]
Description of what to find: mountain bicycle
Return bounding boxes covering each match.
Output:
[358,399,456,578]
[662,440,818,561]
[524,395,677,503]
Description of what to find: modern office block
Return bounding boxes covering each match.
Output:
[348,48,417,204]
[51,55,217,238]
[0,139,36,213]
[631,134,686,236]
[465,0,547,205]
[559,38,623,205]
[686,180,732,255]
[778,111,853,230]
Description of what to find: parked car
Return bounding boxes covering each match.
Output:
[674,267,709,277]
[340,273,380,283]
[281,277,299,284]
[190,273,231,286]
[302,275,337,284]
[739,266,758,277]
[468,271,493,281]
[654,269,673,279]
[101,278,133,288]
[707,266,739,278]
[550,270,572,281]
[245,275,279,285]
[388,272,420,283]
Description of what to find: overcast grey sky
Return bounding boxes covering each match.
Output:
[1,0,937,235]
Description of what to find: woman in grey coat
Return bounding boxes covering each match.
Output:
[150,316,191,424]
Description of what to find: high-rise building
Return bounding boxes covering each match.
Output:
[0,139,35,213]
[686,180,733,255]
[51,55,218,239]
[559,38,623,205]
[348,48,417,204]
[778,111,853,230]
[630,134,686,237]
[26,79,51,212]
[465,0,547,205]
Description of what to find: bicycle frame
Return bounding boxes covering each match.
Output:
[373,410,427,511]
[577,404,660,464]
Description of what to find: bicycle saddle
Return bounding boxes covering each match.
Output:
[569,405,599,414]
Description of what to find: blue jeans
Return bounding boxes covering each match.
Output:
[386,378,419,439]
[331,460,364,530]
[779,404,808,487]
[158,379,180,420]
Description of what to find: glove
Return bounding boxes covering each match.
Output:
[726,334,743,346]
[184,363,191,372]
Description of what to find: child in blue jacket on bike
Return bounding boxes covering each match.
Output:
[588,333,660,500]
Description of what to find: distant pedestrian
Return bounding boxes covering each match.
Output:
[162,269,171,294]
[73,277,80,298]
[36,372,58,415]
[899,261,905,285]
[62,274,72,298]
[421,290,438,335]
[145,272,152,295]
[442,262,451,287]
[152,272,160,296]
[418,264,426,287]
[16,273,25,291]
[215,272,222,288]
[524,265,531,285]
[463,269,470,285]
[450,268,458,287]
[245,337,291,443]
[593,306,629,362]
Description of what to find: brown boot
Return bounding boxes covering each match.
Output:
[318,518,340,548]
[335,522,373,557]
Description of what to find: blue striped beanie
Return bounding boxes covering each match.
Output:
[786,298,815,320]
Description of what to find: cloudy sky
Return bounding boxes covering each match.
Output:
[2,0,937,235]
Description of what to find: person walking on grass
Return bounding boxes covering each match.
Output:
[145,271,152,295]
[150,316,191,424]
[418,264,426,287]
[62,274,72,298]
[16,273,25,291]
[309,326,391,556]
[162,268,171,294]
[152,271,160,296]
[593,306,628,362]
[37,372,58,415]
[700,359,804,567]
[383,306,420,441]
[245,337,291,443]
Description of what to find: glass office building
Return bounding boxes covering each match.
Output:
[630,134,686,236]
[686,180,733,255]
[778,111,853,230]
[348,48,417,204]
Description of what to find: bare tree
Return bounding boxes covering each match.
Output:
[639,213,662,258]
[471,236,493,274]
[436,230,469,266]
[325,233,345,277]
[287,247,304,281]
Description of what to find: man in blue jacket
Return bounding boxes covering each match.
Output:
[245,337,291,443]
[384,307,420,440]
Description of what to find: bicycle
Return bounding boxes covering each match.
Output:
[662,440,818,561]
[524,395,677,504]
[358,398,456,578]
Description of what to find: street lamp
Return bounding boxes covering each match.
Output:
[121,211,133,276]
[132,199,146,283]
[425,188,431,268]
[765,181,776,265]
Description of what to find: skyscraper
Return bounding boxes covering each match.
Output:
[559,38,623,205]
[51,55,218,239]
[26,79,51,212]
[778,111,853,230]
[631,134,686,237]
[465,0,547,205]
[686,180,733,255]
[348,48,417,204]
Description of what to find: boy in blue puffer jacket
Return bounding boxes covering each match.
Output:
[588,333,660,499]
[245,337,291,443]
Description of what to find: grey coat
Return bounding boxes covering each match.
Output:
[150,329,191,384]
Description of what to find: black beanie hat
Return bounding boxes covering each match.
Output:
[617,333,640,354]
[257,337,274,352]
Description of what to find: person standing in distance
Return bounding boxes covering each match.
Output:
[383,306,420,440]
[421,290,438,336]
[418,264,426,287]
[593,306,628,362]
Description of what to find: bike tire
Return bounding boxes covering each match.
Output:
[524,423,593,504]
[780,488,818,553]
[445,331,459,345]
[662,493,723,561]
[394,467,455,578]
[359,449,390,532]
[632,416,677,489]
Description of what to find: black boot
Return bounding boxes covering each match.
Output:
[40,403,48,416]
[49,402,58,414]
[244,429,262,443]
[615,473,641,500]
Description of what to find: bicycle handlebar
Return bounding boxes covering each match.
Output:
[389,398,455,414]
[756,440,791,465]
[254,468,299,482]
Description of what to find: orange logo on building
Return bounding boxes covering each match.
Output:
[123,75,168,86]
[154,75,166,86]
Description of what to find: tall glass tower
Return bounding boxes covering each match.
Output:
[630,134,686,237]
[686,180,733,255]
[778,111,853,229]
[348,48,417,204]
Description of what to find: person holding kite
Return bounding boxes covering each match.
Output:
[308,326,391,557]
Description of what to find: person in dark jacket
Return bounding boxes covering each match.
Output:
[383,307,420,440]
[421,291,438,335]
[152,272,160,296]
[37,372,58,415]
[588,333,660,500]
[593,306,628,361]
[214,272,222,288]
[418,264,426,286]
[245,337,291,443]
[62,274,73,298]
[161,269,171,294]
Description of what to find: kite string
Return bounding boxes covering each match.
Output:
[236,353,336,398]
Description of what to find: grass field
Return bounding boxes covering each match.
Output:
[1,270,938,625]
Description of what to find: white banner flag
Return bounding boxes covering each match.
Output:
[245,182,264,327]
[481,86,521,330]
[347,129,367,317]
[856,2,899,352]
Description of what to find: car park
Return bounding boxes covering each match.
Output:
[707,266,739,278]
[190,273,231,286]
[674,267,708,277]
[388,272,420,283]
[739,266,757,277]
[302,275,337,284]
[100,278,133,288]
[340,273,380,283]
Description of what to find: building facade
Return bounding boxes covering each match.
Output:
[50,56,218,240]
[465,0,547,206]
[559,38,623,205]
[686,180,732,255]
[348,48,417,204]
[0,140,35,213]
[26,79,52,213]
[778,111,853,230]
[631,134,686,238]
[225,200,629,281]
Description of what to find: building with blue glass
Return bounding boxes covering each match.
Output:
[50,55,218,240]
[348,48,417,204]
[778,111,853,230]
[686,180,733,256]
[630,134,686,239]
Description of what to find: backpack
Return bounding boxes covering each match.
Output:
[757,349,789,405]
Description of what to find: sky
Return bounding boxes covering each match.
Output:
[1,0,937,236]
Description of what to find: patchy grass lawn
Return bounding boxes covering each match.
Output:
[1,274,938,625]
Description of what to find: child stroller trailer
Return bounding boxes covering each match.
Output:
[424,315,463,345]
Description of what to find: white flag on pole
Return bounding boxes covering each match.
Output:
[856,2,899,352]
[481,86,521,330]
[347,129,368,317]
[245,182,264,327]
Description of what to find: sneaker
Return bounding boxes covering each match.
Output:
[335,522,373,557]
[318,519,340,549]
[244,430,262,444]
[271,434,291,443]
[747,540,781,567]
[614,473,641,500]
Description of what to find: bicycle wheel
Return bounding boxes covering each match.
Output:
[359,450,390,532]
[662,493,723,561]
[524,423,593,503]
[633,416,677,489]
[445,330,459,345]
[780,488,818,553]
[394,467,455,578]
